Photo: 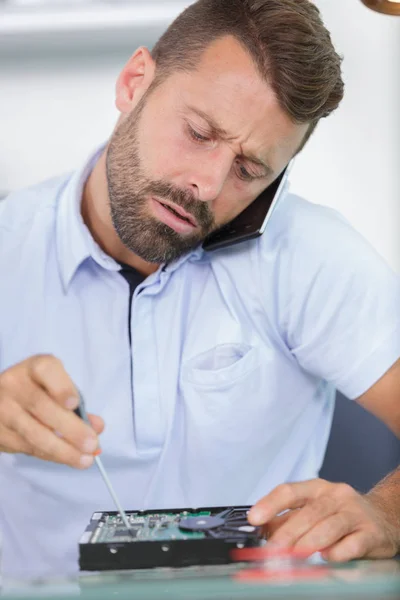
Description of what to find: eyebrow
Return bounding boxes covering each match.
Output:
[186,105,273,177]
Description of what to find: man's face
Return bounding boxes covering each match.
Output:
[106,36,308,264]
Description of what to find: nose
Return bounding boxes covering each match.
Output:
[187,149,232,203]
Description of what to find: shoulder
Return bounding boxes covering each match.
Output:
[255,192,399,334]
[206,193,370,281]
[256,191,392,279]
[262,192,359,255]
[0,173,70,235]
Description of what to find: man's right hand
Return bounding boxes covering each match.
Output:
[0,355,104,469]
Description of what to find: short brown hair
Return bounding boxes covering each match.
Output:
[152,0,344,152]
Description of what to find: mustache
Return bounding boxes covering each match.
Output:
[144,180,215,229]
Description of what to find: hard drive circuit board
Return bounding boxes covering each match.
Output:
[90,511,210,543]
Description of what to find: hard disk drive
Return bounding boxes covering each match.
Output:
[79,505,263,571]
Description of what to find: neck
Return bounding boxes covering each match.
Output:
[81,148,159,277]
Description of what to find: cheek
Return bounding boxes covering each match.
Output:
[156,133,197,180]
[213,183,255,224]
[139,115,191,180]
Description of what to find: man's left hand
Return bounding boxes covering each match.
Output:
[247,479,399,561]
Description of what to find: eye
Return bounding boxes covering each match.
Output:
[235,162,256,182]
[188,125,211,143]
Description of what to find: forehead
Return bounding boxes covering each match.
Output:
[164,35,308,164]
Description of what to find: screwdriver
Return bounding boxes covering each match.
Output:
[74,390,133,535]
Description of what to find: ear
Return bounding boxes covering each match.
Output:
[115,47,156,114]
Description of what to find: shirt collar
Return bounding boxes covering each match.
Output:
[56,144,120,291]
[56,145,208,291]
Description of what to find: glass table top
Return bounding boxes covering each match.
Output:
[1,558,400,600]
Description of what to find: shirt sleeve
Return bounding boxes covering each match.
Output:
[267,194,400,400]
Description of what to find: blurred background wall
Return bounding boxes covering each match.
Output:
[0,0,399,273]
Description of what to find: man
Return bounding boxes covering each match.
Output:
[0,0,399,579]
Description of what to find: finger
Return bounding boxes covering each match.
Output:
[292,512,355,553]
[0,422,33,454]
[262,511,293,537]
[28,355,79,408]
[322,527,397,562]
[321,531,372,562]
[88,414,105,435]
[266,495,339,547]
[17,383,99,455]
[248,479,332,526]
[5,401,94,469]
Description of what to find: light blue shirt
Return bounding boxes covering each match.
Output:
[0,147,399,579]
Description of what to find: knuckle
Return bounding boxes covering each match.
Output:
[29,354,58,379]
[0,368,19,391]
[56,386,77,405]
[276,483,295,503]
[334,483,355,500]
[316,478,334,493]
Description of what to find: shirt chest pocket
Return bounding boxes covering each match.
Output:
[181,343,263,388]
[180,343,272,444]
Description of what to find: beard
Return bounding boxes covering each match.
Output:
[106,92,216,264]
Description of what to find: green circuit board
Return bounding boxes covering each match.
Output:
[91,511,211,544]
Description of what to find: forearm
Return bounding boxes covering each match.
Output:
[367,466,400,552]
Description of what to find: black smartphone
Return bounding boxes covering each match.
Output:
[202,160,293,251]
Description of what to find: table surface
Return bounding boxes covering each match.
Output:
[1,558,400,600]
